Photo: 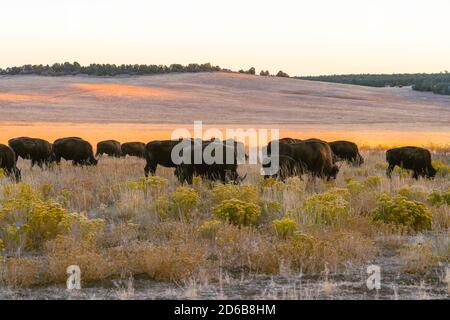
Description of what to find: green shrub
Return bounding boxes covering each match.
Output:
[375,162,388,170]
[213,199,261,226]
[272,217,298,239]
[394,167,411,178]
[304,191,350,224]
[432,160,450,177]
[428,189,450,206]
[364,176,381,188]
[372,194,432,232]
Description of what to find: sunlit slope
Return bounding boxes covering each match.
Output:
[0,72,449,146]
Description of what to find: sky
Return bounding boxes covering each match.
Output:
[1,0,449,76]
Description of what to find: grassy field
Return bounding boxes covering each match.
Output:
[0,150,448,298]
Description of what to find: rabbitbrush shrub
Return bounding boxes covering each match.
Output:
[372,193,432,232]
[0,183,106,252]
[432,160,450,178]
[197,219,222,239]
[303,191,350,224]
[213,199,261,226]
[428,189,450,206]
[272,217,298,239]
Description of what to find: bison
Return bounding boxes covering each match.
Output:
[174,141,246,184]
[262,154,303,181]
[53,137,98,166]
[144,138,245,177]
[121,142,145,158]
[144,140,186,176]
[329,140,364,166]
[8,136,55,168]
[96,140,122,158]
[264,140,339,180]
[0,144,21,181]
[386,146,436,179]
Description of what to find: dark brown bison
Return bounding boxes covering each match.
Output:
[144,138,245,177]
[8,136,55,168]
[53,137,98,166]
[144,139,199,176]
[262,154,303,181]
[121,142,145,158]
[96,140,122,158]
[386,146,436,179]
[267,137,329,156]
[174,141,246,184]
[0,144,21,181]
[265,140,339,180]
[329,140,364,166]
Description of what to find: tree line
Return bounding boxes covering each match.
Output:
[297,72,450,95]
[0,62,225,76]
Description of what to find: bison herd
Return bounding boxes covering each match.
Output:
[0,136,438,183]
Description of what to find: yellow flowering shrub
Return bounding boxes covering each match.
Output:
[211,184,259,204]
[432,160,449,178]
[272,217,298,239]
[0,183,106,252]
[304,191,350,224]
[428,189,450,206]
[197,219,222,239]
[372,194,432,232]
[128,176,168,196]
[168,186,200,220]
[64,213,106,242]
[0,183,69,250]
[398,185,429,202]
[213,199,261,226]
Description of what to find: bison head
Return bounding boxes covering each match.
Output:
[427,165,437,178]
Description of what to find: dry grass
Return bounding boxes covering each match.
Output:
[0,150,448,288]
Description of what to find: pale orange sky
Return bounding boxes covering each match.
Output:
[1,0,449,75]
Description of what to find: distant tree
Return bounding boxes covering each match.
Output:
[260,70,270,76]
[276,70,289,78]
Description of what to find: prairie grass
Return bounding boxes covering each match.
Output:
[0,150,448,288]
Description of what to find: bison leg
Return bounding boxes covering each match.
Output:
[386,164,395,178]
[144,162,157,177]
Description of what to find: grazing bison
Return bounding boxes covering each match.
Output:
[329,140,364,166]
[53,137,98,166]
[174,141,246,184]
[262,154,303,181]
[121,142,145,158]
[144,140,182,176]
[0,144,21,181]
[266,140,339,180]
[96,140,122,158]
[8,136,55,168]
[144,139,204,176]
[144,138,245,177]
[386,146,436,179]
